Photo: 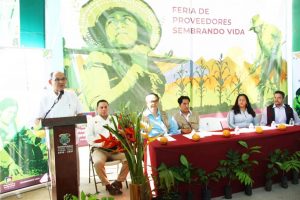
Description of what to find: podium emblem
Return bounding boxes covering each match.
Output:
[59,133,71,145]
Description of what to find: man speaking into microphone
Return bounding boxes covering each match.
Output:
[34,71,84,125]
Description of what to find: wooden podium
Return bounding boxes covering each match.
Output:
[42,116,87,200]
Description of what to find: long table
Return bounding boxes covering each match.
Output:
[149,126,300,198]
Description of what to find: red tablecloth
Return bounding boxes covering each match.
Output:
[149,126,300,198]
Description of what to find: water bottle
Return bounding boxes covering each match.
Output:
[289,118,295,126]
[271,121,276,128]
[248,123,254,130]
[234,126,240,135]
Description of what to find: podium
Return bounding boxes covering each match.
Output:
[42,116,87,200]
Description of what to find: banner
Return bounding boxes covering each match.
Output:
[0,0,19,47]
[0,49,49,194]
[62,0,288,115]
[292,52,300,117]
[292,0,300,117]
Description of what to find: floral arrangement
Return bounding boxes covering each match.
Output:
[94,107,154,198]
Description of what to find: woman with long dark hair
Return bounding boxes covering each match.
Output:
[227,94,258,128]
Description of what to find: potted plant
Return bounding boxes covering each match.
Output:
[291,151,300,184]
[64,191,106,200]
[265,149,281,191]
[217,149,240,199]
[156,162,180,200]
[196,168,219,200]
[282,150,300,185]
[268,149,290,188]
[235,140,261,196]
[171,155,195,200]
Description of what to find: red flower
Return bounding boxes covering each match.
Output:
[94,133,122,150]
[124,127,136,142]
[125,127,135,135]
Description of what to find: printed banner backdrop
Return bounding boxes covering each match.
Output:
[292,52,300,117]
[0,48,49,194]
[0,0,20,47]
[292,0,300,117]
[62,0,288,116]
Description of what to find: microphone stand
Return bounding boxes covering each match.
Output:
[43,90,64,119]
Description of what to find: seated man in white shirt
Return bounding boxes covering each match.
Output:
[86,99,128,195]
[260,90,300,125]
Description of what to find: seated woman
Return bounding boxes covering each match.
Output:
[227,94,258,128]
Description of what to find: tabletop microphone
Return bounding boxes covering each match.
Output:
[43,90,64,119]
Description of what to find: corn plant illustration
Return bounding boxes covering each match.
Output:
[209,54,232,105]
[226,72,243,104]
[174,64,190,96]
[194,60,210,107]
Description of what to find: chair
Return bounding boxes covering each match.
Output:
[88,146,128,193]
[256,113,262,124]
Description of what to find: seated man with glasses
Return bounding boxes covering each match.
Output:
[35,71,84,124]
[143,93,179,137]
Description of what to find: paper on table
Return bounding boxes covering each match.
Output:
[259,126,276,130]
[182,131,223,138]
[182,132,195,139]
[257,124,292,131]
[157,135,176,141]
[202,131,223,137]
[239,128,255,133]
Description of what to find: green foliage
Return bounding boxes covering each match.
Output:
[172,155,194,184]
[64,191,108,200]
[103,108,146,185]
[197,168,219,190]
[218,141,261,186]
[236,140,261,186]
[64,194,78,200]
[273,149,289,175]
[217,149,240,185]
[290,151,300,160]
[158,163,175,193]
[156,155,195,199]
[281,150,300,173]
[266,149,281,179]
[281,160,300,172]
[266,149,300,179]
[235,170,253,186]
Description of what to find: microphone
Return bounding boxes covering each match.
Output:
[43,90,64,119]
[57,90,64,101]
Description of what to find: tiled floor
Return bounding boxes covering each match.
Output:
[1,146,300,200]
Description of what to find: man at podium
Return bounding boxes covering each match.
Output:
[33,71,85,200]
[35,71,84,124]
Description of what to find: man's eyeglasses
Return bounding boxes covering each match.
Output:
[150,99,159,103]
[54,77,67,82]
